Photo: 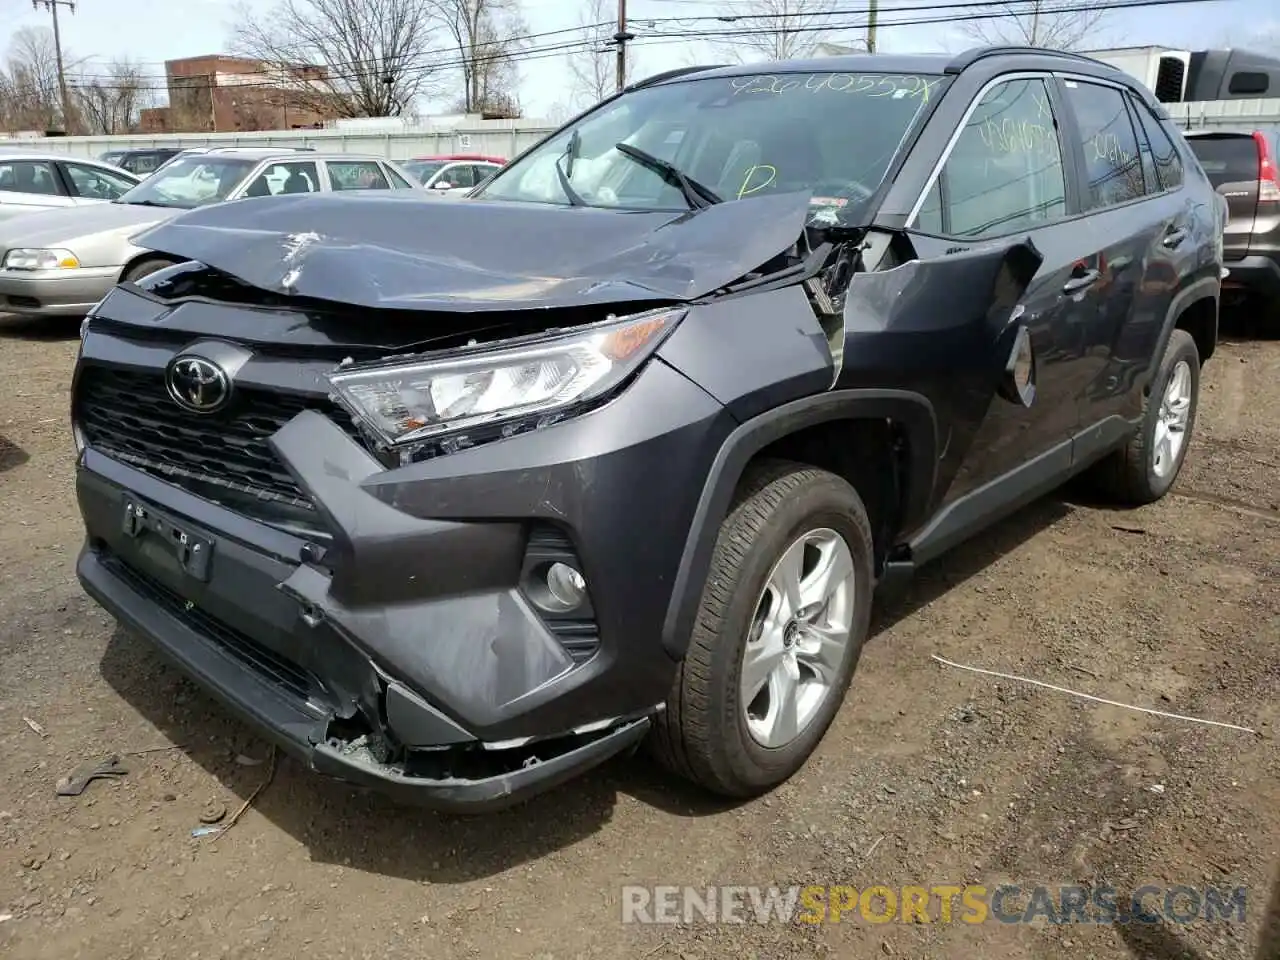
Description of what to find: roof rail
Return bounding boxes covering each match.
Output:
[944,45,1119,75]
[627,64,725,91]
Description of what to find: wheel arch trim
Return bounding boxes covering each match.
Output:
[1146,275,1219,385]
[660,389,939,660]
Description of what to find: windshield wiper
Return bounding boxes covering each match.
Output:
[123,199,174,208]
[554,129,586,207]
[613,142,723,210]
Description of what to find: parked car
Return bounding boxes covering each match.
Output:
[1183,126,1280,316]
[0,150,140,224]
[0,149,419,316]
[97,148,185,177]
[403,154,505,196]
[71,47,1223,812]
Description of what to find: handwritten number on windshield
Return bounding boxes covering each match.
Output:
[730,74,942,103]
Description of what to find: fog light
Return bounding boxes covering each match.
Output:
[545,562,587,609]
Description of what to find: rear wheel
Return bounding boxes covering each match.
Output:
[1085,328,1200,505]
[649,461,875,798]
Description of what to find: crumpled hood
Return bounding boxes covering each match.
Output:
[132,190,815,312]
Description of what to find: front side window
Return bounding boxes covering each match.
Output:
[329,160,390,191]
[478,71,944,222]
[1061,79,1145,208]
[443,164,476,188]
[116,156,257,208]
[914,77,1067,239]
[0,160,60,196]
[405,160,445,185]
[63,162,136,200]
[243,161,319,197]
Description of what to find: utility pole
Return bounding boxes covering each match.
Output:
[614,0,633,93]
[32,0,76,134]
[866,0,878,52]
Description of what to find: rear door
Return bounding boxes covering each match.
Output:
[0,159,74,222]
[1052,75,1179,433]
[1185,132,1261,260]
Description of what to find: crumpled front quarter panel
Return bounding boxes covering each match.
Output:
[837,238,1043,503]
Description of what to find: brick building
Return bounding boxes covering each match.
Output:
[140,55,342,133]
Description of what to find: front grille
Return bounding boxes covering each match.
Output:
[77,366,359,511]
[102,551,317,702]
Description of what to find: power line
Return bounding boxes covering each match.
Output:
[634,0,1233,38]
[66,20,614,84]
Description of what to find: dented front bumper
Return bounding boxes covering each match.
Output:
[73,346,732,810]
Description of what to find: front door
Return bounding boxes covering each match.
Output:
[909,74,1097,503]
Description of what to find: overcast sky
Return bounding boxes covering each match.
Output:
[3,0,1278,121]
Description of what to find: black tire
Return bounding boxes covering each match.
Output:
[649,460,875,798]
[1084,328,1200,505]
[121,258,175,284]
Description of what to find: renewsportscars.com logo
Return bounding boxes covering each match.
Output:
[620,884,1249,926]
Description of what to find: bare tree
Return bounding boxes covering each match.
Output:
[72,59,155,134]
[961,1,1108,50]
[429,0,526,116]
[232,0,443,118]
[714,0,845,64]
[0,26,66,132]
[568,0,630,109]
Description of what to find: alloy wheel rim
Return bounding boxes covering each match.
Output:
[1153,360,1192,479]
[741,527,856,749]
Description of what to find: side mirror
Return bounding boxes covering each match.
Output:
[432,180,453,190]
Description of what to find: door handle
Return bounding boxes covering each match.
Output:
[1162,227,1189,249]
[1062,269,1100,294]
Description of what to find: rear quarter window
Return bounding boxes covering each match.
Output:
[1186,136,1259,185]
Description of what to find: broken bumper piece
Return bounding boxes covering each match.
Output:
[79,542,650,812]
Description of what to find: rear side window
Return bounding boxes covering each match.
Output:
[1061,79,1145,208]
[0,160,60,195]
[1185,135,1259,186]
[384,164,415,189]
[1228,72,1269,96]
[328,160,390,191]
[914,77,1067,239]
[1133,107,1184,190]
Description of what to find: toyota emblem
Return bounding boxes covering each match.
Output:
[166,355,232,414]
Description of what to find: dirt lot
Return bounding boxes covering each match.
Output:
[0,311,1276,960]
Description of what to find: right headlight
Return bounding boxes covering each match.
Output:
[2,248,81,271]
[326,306,685,450]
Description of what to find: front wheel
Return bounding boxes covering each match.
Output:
[1085,327,1200,505]
[649,461,875,798]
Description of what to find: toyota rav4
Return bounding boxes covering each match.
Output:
[71,47,1224,811]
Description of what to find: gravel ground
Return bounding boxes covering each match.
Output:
[0,310,1276,960]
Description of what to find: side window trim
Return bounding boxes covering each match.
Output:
[1122,93,1159,196]
[1131,99,1187,195]
[907,70,1069,231]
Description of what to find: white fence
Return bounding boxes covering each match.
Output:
[1168,98,1280,129]
[1,120,559,163]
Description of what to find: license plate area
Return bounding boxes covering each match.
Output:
[121,498,213,582]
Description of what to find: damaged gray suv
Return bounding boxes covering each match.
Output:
[72,47,1224,811]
